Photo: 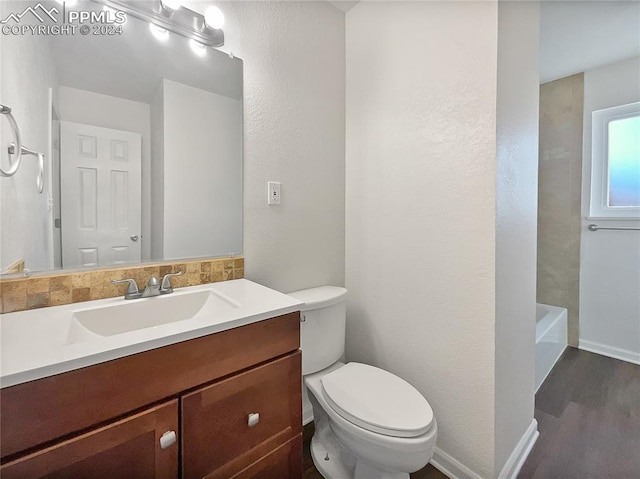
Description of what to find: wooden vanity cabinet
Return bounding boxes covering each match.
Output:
[0,312,302,479]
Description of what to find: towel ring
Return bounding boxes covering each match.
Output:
[8,143,44,193]
[0,104,22,177]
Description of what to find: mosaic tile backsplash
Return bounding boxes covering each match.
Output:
[0,257,244,314]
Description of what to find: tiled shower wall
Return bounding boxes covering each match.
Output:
[537,73,583,346]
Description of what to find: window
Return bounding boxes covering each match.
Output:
[590,102,640,218]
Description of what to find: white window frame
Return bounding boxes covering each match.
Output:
[589,101,640,219]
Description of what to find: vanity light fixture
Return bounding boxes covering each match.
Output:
[159,0,183,13]
[149,23,169,43]
[204,6,224,30]
[96,0,224,47]
[189,39,207,57]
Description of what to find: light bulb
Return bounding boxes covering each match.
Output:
[204,6,224,30]
[189,39,207,57]
[160,0,182,11]
[149,23,169,43]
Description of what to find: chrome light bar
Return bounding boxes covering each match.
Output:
[95,0,224,47]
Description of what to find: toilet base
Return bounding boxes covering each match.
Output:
[310,419,352,479]
[310,416,409,479]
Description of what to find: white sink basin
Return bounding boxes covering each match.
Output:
[1,279,304,388]
[68,290,238,343]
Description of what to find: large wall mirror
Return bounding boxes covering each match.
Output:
[0,0,243,275]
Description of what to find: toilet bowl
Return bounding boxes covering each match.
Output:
[288,286,437,479]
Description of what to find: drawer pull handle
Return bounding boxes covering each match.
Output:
[160,430,177,449]
[248,412,260,427]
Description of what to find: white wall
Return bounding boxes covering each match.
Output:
[162,79,242,259]
[580,56,640,363]
[345,2,499,476]
[0,13,55,272]
[150,83,165,261]
[495,2,539,475]
[187,0,346,292]
[56,86,153,261]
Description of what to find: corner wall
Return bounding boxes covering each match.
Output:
[345,2,498,476]
[495,2,539,476]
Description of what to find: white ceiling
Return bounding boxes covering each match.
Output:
[540,1,640,83]
[327,1,360,13]
[328,1,639,83]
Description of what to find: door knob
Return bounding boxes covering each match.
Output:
[130,235,139,241]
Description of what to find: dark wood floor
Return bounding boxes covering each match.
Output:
[519,347,640,479]
[302,422,447,479]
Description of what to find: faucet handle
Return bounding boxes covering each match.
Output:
[160,271,183,294]
[111,278,141,300]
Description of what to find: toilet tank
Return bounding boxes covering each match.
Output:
[288,286,347,375]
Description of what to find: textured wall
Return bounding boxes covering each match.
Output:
[0,5,56,272]
[345,2,498,476]
[495,2,539,475]
[537,73,584,347]
[187,0,346,293]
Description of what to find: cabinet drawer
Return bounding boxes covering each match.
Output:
[182,351,302,479]
[0,400,178,479]
[206,434,302,479]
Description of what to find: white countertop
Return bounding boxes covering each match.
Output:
[0,279,303,388]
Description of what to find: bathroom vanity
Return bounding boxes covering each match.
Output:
[0,280,303,479]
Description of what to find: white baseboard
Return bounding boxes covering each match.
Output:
[579,340,640,365]
[497,419,539,479]
[430,448,484,479]
[430,418,538,479]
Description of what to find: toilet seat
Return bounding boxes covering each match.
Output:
[321,362,434,438]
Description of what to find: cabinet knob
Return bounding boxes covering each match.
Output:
[159,430,177,449]
[248,412,260,427]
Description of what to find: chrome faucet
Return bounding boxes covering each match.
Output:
[112,271,184,300]
[160,271,183,294]
[141,276,161,298]
[111,278,142,300]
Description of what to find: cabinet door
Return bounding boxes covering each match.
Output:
[1,400,179,479]
[182,351,302,479]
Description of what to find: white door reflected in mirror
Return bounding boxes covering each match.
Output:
[60,121,142,268]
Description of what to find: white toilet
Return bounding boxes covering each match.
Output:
[288,286,437,479]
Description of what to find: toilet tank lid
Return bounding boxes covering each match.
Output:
[287,286,347,311]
